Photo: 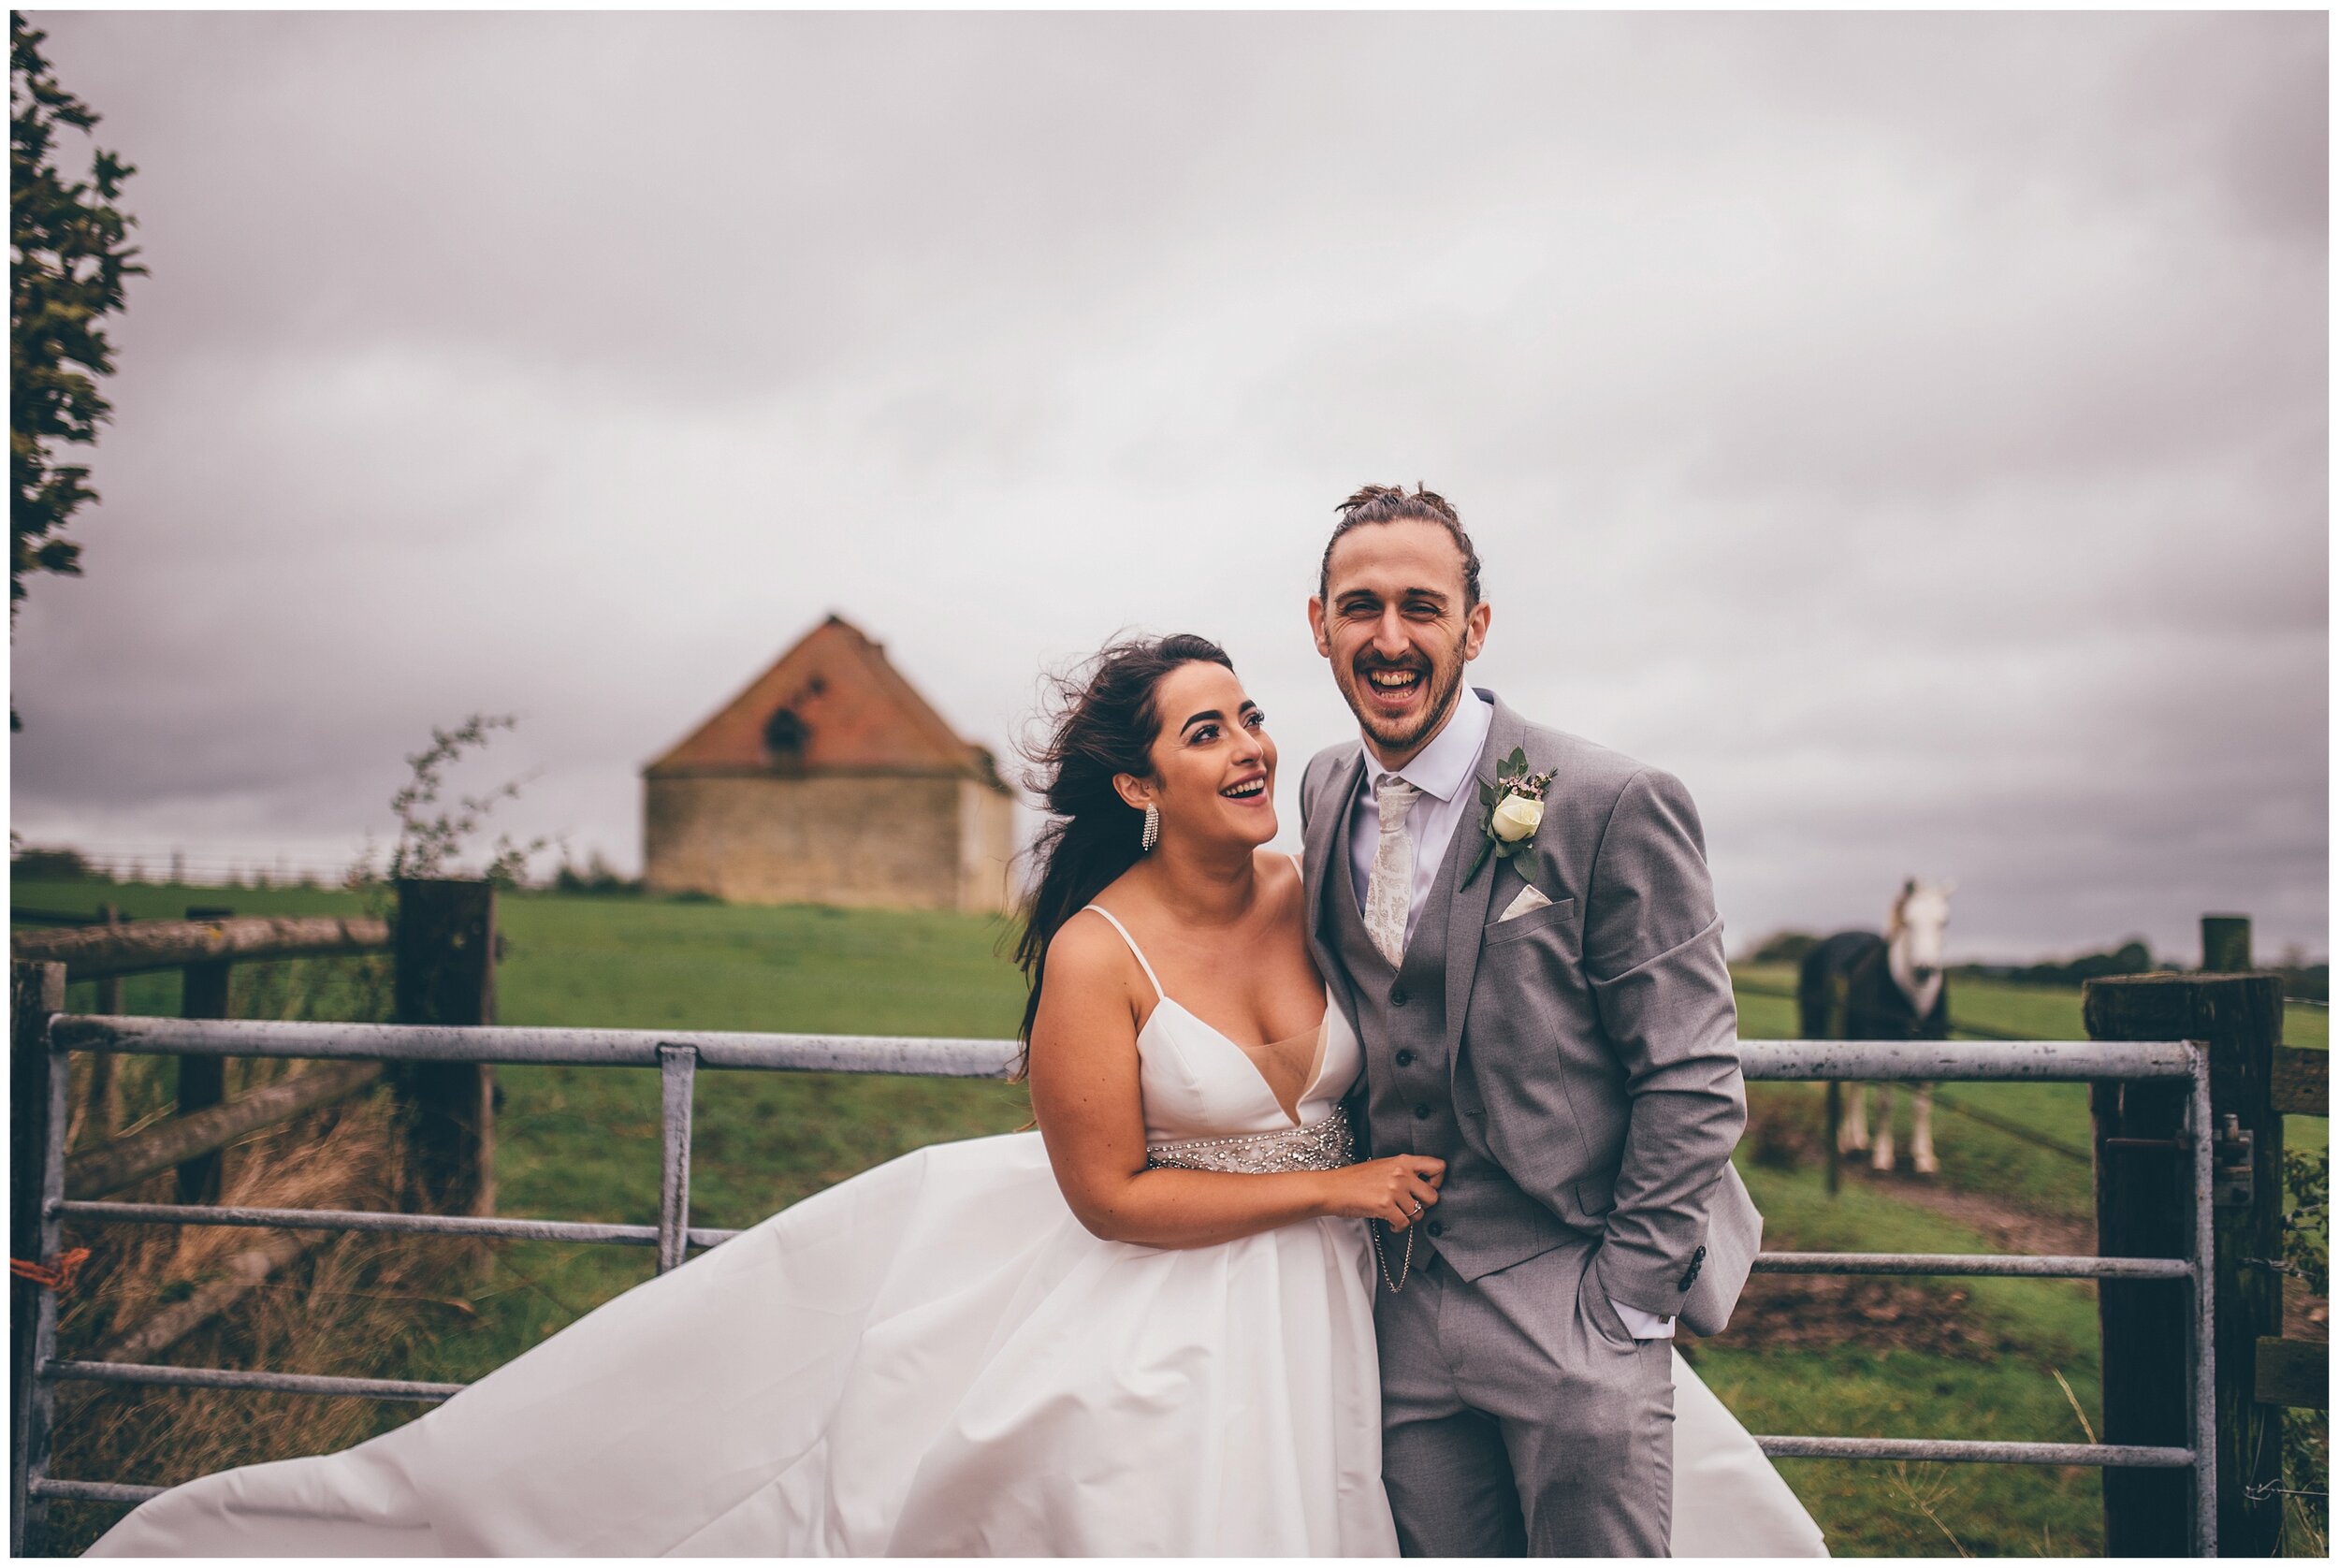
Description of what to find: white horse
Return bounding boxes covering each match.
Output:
[1797,878,1955,1174]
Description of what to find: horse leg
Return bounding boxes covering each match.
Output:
[1839,1083,1869,1153]
[1869,1081,1896,1171]
[1911,1082,1939,1174]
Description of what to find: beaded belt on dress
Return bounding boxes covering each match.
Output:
[1143,1106,1357,1174]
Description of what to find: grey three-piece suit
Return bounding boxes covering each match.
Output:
[1300,689,1762,1557]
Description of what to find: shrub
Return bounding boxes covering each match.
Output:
[1749,930,1821,965]
[11,842,98,880]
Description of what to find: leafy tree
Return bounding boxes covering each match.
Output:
[11,12,142,721]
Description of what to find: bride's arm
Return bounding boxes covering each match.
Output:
[1025,918,1441,1250]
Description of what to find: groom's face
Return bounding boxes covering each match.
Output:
[1309,519,1490,768]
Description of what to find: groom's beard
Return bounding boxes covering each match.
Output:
[1350,652,1468,761]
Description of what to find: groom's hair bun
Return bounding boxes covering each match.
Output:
[1323,483,1483,608]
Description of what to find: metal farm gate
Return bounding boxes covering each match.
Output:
[9,988,2233,1555]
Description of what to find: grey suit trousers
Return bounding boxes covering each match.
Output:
[1375,1241,1676,1557]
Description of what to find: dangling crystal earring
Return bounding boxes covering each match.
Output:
[1140,802,1160,853]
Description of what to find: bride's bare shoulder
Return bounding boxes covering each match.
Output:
[1044,905,1130,980]
[1031,908,1148,1059]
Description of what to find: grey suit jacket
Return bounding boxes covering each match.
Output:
[1300,690,1762,1336]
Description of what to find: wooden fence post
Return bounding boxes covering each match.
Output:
[2201,915,2251,974]
[86,903,124,1140]
[391,879,497,1217]
[175,905,236,1204]
[2085,969,2285,1557]
[11,961,65,1556]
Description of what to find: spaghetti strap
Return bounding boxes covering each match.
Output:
[1080,905,1163,1003]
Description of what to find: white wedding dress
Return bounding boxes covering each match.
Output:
[89,908,1823,1558]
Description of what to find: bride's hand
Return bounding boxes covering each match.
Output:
[1319,1156,1446,1229]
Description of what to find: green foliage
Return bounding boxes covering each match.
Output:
[1750,930,1822,965]
[7,834,97,880]
[10,14,143,652]
[2277,1407,2329,1558]
[1957,940,2158,990]
[551,849,639,897]
[2281,1145,2328,1296]
[349,714,550,889]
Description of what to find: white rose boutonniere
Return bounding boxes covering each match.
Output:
[1489,793,1544,842]
[1469,747,1557,880]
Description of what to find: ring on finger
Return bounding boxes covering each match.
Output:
[1408,1200,1425,1216]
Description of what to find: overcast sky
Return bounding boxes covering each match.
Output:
[9,11,2327,964]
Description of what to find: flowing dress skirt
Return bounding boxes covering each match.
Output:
[89,1131,1822,1556]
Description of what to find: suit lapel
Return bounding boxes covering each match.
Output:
[1303,747,1368,1044]
[1442,690,1524,1062]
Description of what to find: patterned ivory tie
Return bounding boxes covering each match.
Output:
[1363,777,1423,966]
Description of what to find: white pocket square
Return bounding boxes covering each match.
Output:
[1497,884,1553,922]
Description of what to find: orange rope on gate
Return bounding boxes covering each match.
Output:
[9,1248,92,1293]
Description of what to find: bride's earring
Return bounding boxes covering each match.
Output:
[1140,802,1160,853]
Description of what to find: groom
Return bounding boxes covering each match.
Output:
[1298,484,1762,1557]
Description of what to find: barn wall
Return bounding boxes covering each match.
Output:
[644,774,1014,912]
[955,777,1019,915]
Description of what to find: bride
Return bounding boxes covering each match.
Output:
[88,633,1823,1557]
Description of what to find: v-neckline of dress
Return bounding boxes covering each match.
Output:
[1081,901,1333,1128]
[1142,994,1332,1128]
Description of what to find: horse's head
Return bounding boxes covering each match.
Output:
[1889,876,1955,985]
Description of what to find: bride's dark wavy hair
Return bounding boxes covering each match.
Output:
[1012,633,1234,1064]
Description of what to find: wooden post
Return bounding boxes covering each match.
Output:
[11,962,65,1556]
[85,903,125,1140]
[391,879,497,1217]
[2201,915,2251,974]
[2085,971,2285,1557]
[175,905,236,1205]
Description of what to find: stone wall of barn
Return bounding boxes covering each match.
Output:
[644,772,1017,913]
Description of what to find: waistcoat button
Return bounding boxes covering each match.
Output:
[1412,1103,1431,1120]
[1394,1049,1416,1067]
[1390,988,1411,1006]
[1425,1219,1444,1237]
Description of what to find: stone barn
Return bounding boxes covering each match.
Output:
[642,616,1018,912]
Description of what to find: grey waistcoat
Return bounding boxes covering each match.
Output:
[1327,783,1576,1281]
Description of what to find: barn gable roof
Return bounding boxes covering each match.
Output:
[644,615,1007,789]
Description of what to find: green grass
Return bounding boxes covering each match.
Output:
[16,880,2327,1555]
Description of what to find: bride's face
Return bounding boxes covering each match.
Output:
[1124,661,1279,849]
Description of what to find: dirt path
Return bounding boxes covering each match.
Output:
[1860,1166,2330,1339]
[1840,1164,2096,1257]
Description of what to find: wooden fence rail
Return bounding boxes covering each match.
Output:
[61,1061,385,1200]
[8,916,390,982]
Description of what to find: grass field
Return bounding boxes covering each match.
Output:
[15,880,2329,1555]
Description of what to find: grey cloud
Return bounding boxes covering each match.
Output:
[11,10,2323,964]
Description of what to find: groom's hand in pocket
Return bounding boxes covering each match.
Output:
[1319,1155,1446,1229]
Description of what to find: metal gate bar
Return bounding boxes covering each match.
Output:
[51,1014,1022,1076]
[19,1015,2219,1556]
[30,1479,164,1506]
[1754,1252,2189,1279]
[48,1360,462,1401]
[1760,1436,2190,1467]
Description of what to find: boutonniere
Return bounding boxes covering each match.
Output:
[1468,747,1555,882]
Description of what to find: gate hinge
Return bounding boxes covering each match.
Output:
[2212,1113,2255,1209]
